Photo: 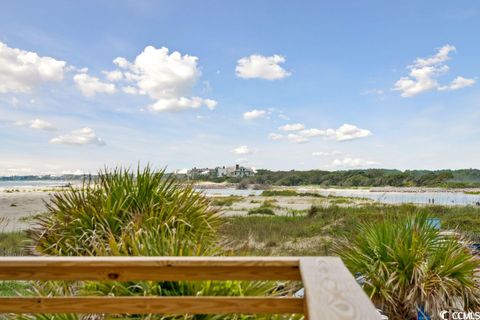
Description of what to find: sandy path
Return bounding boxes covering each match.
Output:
[0,191,51,231]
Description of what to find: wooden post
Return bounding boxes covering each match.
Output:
[300,257,381,320]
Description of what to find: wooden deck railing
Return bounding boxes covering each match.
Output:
[0,257,381,319]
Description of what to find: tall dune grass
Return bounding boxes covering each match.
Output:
[24,167,293,320]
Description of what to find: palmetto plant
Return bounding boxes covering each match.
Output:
[336,214,480,320]
[24,167,292,320]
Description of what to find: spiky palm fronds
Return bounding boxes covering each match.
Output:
[336,214,480,319]
[22,167,297,320]
[30,167,220,257]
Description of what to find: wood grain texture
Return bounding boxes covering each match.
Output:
[0,256,382,318]
[0,256,301,267]
[299,257,381,320]
[0,266,300,281]
[0,297,304,314]
[0,257,301,281]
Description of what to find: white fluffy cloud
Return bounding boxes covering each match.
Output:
[0,41,66,93]
[243,109,268,120]
[15,119,56,131]
[279,123,305,131]
[50,127,105,146]
[322,124,372,141]
[270,124,372,144]
[332,157,378,168]
[232,145,252,155]
[439,76,476,91]
[103,70,123,82]
[393,45,475,97]
[149,97,217,112]
[110,46,216,112]
[268,133,283,141]
[301,124,372,141]
[73,73,116,97]
[236,54,291,80]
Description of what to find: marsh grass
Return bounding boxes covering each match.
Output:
[211,195,243,207]
[261,190,326,197]
[221,204,480,256]
[247,199,278,216]
[0,218,29,256]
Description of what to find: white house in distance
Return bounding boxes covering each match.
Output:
[215,164,255,178]
[184,164,255,178]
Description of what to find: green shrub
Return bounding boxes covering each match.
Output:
[211,195,243,207]
[336,214,480,319]
[248,207,275,215]
[27,167,288,319]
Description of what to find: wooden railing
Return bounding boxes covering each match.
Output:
[0,257,381,319]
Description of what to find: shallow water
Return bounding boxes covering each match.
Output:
[300,188,480,206]
[202,187,480,206]
[1,181,479,206]
[0,180,74,190]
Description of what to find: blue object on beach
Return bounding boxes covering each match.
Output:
[417,306,431,320]
[427,218,441,230]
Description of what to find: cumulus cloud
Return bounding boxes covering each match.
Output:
[0,41,66,93]
[270,124,372,144]
[103,70,123,82]
[323,124,372,141]
[243,109,268,120]
[236,54,291,80]
[50,127,105,146]
[332,157,378,168]
[393,44,475,97]
[414,45,455,67]
[109,46,216,112]
[299,124,372,141]
[149,97,217,112]
[438,76,476,91]
[15,119,56,131]
[232,145,252,155]
[27,119,56,131]
[73,73,116,97]
[279,123,305,131]
[268,133,283,141]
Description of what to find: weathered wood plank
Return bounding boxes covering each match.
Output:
[299,257,381,320]
[0,266,300,281]
[0,256,300,267]
[0,297,304,314]
[0,257,301,281]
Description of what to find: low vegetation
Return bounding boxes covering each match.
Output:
[220,204,480,256]
[210,195,243,207]
[337,214,480,319]
[2,174,480,318]
[22,167,291,320]
[248,207,275,216]
[261,190,325,197]
[0,218,28,256]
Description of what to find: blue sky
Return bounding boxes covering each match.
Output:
[0,1,479,175]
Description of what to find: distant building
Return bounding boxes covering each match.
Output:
[217,164,255,178]
[185,164,255,179]
[186,167,215,178]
